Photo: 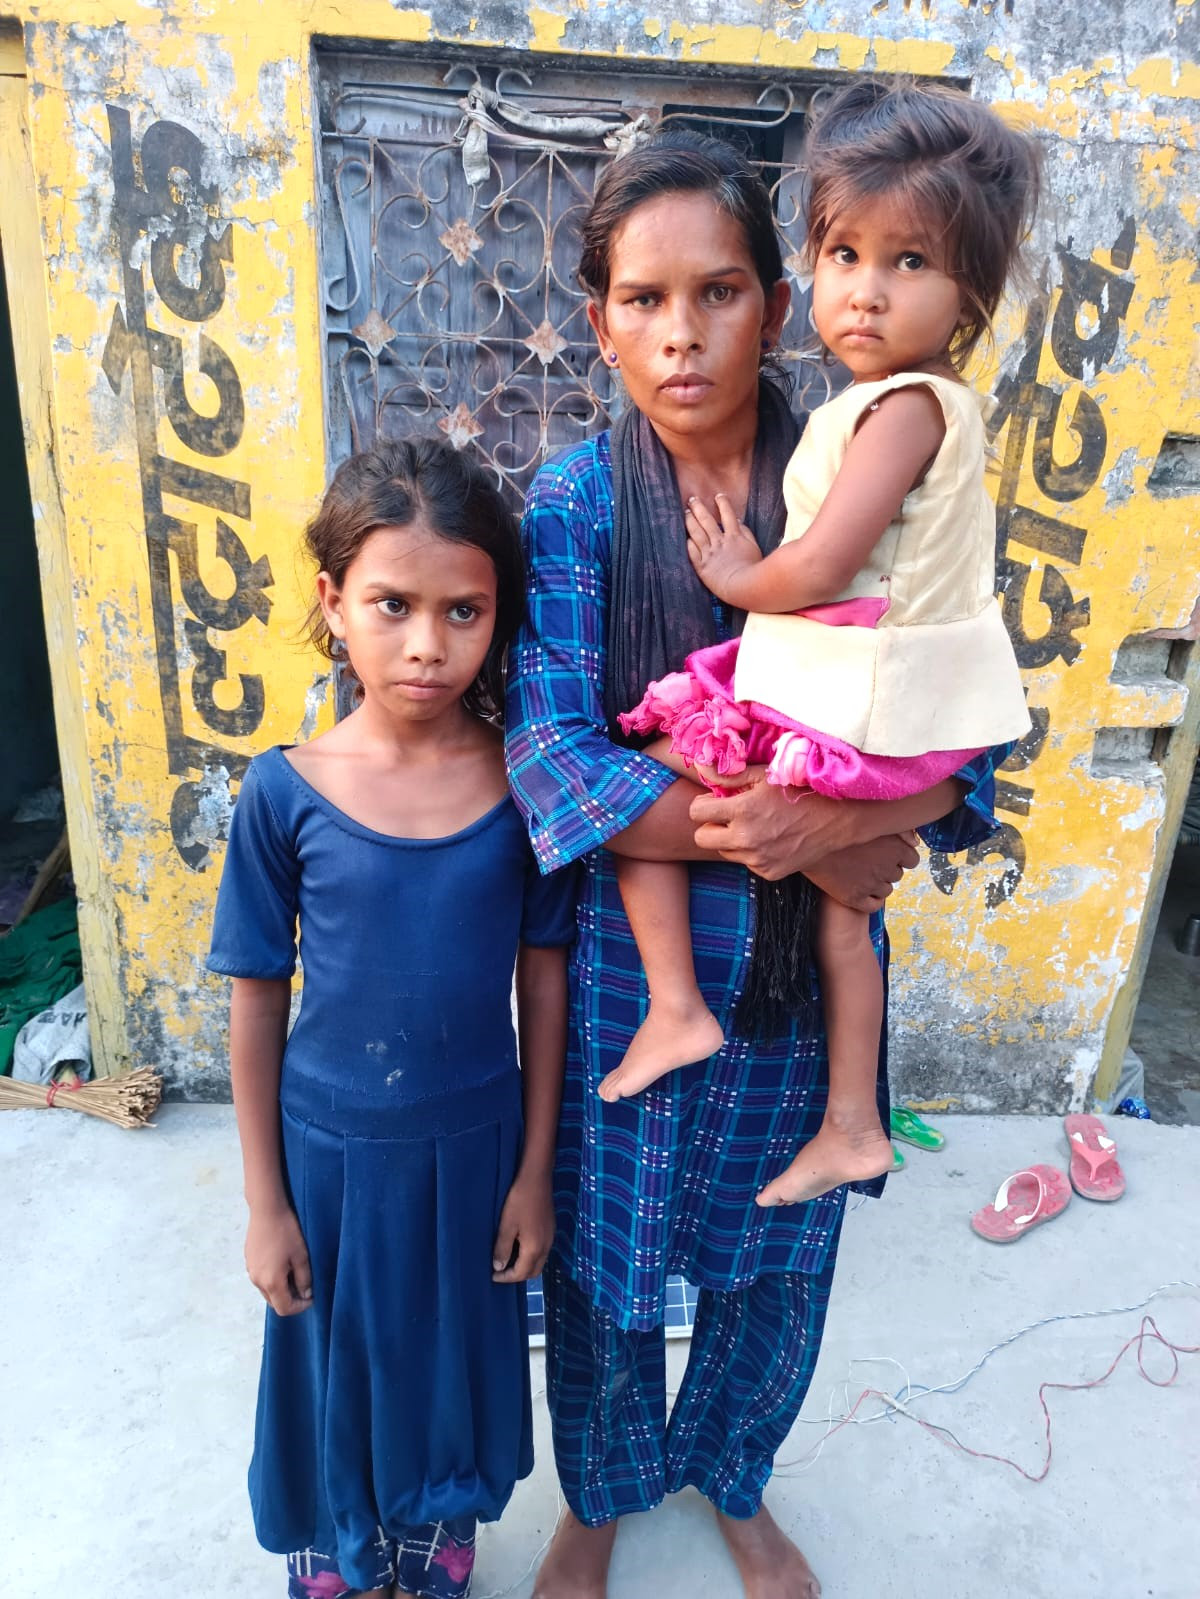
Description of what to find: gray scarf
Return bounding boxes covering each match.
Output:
[603,379,817,1040]
[603,379,802,736]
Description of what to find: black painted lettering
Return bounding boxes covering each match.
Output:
[1001,505,1088,567]
[105,105,268,845]
[1031,387,1107,501]
[148,329,245,456]
[140,119,233,322]
[184,619,266,738]
[158,458,251,520]
[1000,706,1050,771]
[929,824,1026,908]
[167,515,273,631]
[1051,247,1135,381]
[994,779,1034,817]
[999,557,1091,669]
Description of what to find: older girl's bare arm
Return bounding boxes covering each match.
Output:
[493,944,569,1283]
[231,976,313,1316]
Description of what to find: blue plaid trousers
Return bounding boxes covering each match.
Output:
[542,1237,841,1528]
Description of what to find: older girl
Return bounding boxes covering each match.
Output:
[210,438,575,1599]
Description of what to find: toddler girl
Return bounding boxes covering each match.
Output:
[605,78,1036,1208]
[209,438,575,1598]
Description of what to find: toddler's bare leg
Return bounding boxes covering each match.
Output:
[756,895,893,1206]
[599,856,724,1101]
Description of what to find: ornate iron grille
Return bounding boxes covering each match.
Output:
[317,55,831,505]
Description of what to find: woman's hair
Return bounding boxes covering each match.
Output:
[577,129,784,301]
[304,436,524,723]
[804,77,1041,366]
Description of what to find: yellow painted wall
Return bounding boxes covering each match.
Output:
[2,0,1197,1103]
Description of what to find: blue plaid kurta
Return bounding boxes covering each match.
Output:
[505,433,1005,1333]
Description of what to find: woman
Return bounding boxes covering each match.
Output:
[505,132,1005,1599]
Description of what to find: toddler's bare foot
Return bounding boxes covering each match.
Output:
[598,1001,723,1101]
[531,1509,617,1599]
[715,1505,821,1598]
[756,1117,894,1207]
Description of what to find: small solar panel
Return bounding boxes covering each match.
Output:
[526,1274,698,1347]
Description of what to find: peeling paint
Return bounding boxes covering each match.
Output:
[298,671,333,742]
[1128,55,1200,100]
[528,5,568,46]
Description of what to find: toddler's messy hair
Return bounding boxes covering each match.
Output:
[805,77,1041,366]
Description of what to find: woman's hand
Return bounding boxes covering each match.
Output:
[689,779,921,907]
[492,1170,555,1284]
[244,1202,313,1316]
[690,780,865,879]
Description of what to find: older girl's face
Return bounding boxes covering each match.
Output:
[587,192,790,449]
[318,521,497,726]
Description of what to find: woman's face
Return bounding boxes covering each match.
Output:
[588,192,790,448]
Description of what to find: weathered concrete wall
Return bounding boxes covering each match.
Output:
[3,0,1197,1103]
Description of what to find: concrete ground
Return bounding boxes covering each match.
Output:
[2,1106,1197,1599]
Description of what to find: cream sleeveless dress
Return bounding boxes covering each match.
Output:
[619,372,1030,799]
[733,371,1030,757]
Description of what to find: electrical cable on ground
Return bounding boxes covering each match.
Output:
[773,1280,1199,1480]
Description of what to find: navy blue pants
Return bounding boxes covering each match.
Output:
[542,1243,841,1528]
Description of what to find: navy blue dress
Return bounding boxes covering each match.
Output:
[208,747,576,1590]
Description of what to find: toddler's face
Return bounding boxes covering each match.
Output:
[812,190,964,382]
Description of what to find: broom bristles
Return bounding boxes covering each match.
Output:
[0,1067,162,1129]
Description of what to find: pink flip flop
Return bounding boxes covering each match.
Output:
[970,1164,1071,1243]
[1064,1114,1126,1201]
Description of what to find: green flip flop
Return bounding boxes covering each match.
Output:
[890,1107,945,1151]
[890,1143,905,1172]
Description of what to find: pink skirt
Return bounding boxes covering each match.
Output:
[619,635,983,802]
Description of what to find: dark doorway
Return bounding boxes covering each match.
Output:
[0,241,64,927]
[1129,766,1200,1124]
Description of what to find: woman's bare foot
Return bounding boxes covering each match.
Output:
[531,1508,618,1599]
[756,1116,894,1207]
[598,1001,723,1102]
[715,1505,821,1598]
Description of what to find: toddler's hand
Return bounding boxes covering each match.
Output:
[694,761,764,793]
[685,493,763,605]
[245,1203,313,1316]
[492,1171,554,1283]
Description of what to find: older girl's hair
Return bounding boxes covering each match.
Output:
[804,78,1041,366]
[304,437,524,723]
[578,129,784,300]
